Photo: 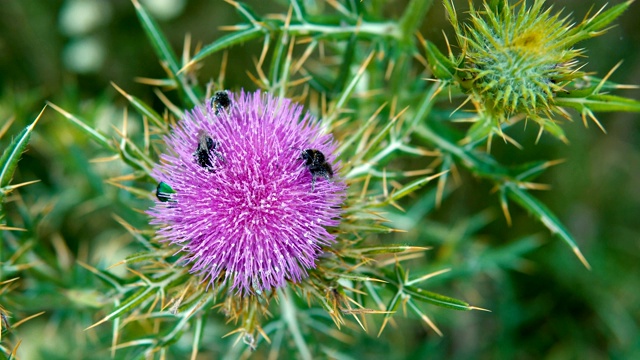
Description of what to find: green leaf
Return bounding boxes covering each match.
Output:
[328,51,375,123]
[414,124,512,180]
[231,1,263,24]
[512,159,565,182]
[385,172,445,203]
[339,223,397,233]
[356,114,398,162]
[377,290,403,335]
[346,245,429,256]
[47,102,116,152]
[189,27,265,66]
[404,286,472,311]
[269,29,289,92]
[540,119,568,143]
[78,262,125,291]
[424,40,457,81]
[556,92,640,113]
[399,0,435,42]
[112,82,166,130]
[131,0,202,108]
[323,272,385,283]
[504,183,591,269]
[464,115,495,143]
[123,252,158,265]
[91,287,156,328]
[569,1,634,43]
[0,107,44,194]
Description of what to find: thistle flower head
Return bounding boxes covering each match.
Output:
[444,0,626,130]
[149,90,346,295]
[460,0,578,115]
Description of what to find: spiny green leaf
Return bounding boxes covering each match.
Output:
[269,30,290,94]
[112,82,166,130]
[188,27,265,67]
[464,115,495,143]
[406,298,443,336]
[424,40,458,81]
[404,286,471,311]
[399,0,435,42]
[123,252,158,265]
[512,159,565,182]
[230,0,262,24]
[342,245,430,257]
[415,124,511,179]
[47,102,116,152]
[78,262,125,291]
[131,0,202,108]
[339,223,396,233]
[556,92,640,113]
[0,107,44,191]
[504,183,591,269]
[540,119,568,143]
[568,0,634,43]
[328,51,375,123]
[322,272,385,283]
[377,291,403,336]
[384,171,447,203]
[87,287,156,330]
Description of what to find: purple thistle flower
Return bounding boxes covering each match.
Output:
[149,90,346,295]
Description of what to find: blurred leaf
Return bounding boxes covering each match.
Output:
[230,1,263,23]
[131,0,202,108]
[399,0,435,41]
[512,159,565,182]
[540,119,568,143]
[47,102,116,152]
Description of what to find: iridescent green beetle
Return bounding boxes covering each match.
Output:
[156,181,176,202]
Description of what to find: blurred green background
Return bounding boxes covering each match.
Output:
[1,0,639,358]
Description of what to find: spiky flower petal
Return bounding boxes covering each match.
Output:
[149,90,346,295]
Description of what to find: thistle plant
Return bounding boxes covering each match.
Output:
[1,0,639,359]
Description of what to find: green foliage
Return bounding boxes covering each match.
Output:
[1,0,640,359]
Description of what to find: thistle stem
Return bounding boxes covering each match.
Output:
[399,0,435,42]
[286,22,401,40]
[279,288,312,360]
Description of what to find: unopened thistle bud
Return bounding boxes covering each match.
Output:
[433,0,634,139]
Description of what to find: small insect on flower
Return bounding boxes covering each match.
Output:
[300,149,333,191]
[150,90,346,295]
[211,90,231,115]
[193,130,224,171]
[156,181,176,202]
